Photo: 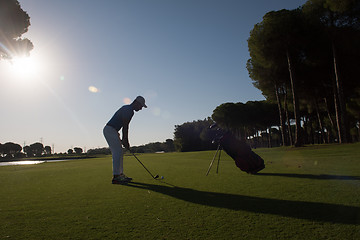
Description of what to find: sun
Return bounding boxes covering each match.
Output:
[2,49,52,92]
[9,55,40,80]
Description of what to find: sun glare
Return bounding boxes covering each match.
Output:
[9,55,40,80]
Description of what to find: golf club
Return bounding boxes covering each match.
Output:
[130,152,162,180]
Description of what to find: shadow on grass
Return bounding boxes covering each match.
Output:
[255,173,360,180]
[125,181,359,225]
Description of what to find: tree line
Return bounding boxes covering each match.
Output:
[247,0,360,146]
[0,142,50,159]
[130,139,175,153]
[86,140,176,155]
[0,142,84,160]
[173,102,282,152]
[0,139,176,159]
[212,101,281,148]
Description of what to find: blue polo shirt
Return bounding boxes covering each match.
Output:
[106,105,134,131]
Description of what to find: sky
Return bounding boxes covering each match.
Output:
[0,0,307,153]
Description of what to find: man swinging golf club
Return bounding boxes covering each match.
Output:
[103,96,147,184]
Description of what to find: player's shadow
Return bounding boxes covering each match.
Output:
[125,181,359,225]
[254,173,360,180]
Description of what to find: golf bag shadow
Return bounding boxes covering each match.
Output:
[207,124,265,175]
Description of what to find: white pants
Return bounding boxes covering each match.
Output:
[103,125,123,175]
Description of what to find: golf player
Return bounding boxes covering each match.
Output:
[103,96,147,184]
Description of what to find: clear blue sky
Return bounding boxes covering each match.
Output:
[0,0,306,153]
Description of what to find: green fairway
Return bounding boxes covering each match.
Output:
[0,144,359,240]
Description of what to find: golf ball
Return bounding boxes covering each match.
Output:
[161,176,164,179]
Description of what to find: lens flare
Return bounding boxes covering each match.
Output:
[152,107,161,116]
[123,97,131,104]
[88,86,99,93]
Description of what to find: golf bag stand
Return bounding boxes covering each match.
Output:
[206,143,222,176]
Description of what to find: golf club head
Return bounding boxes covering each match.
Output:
[154,175,159,179]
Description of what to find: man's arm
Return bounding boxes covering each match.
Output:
[122,119,130,150]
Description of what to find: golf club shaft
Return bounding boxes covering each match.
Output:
[130,152,158,179]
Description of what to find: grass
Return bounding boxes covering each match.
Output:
[0,143,359,240]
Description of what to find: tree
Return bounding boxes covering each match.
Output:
[0,143,3,157]
[212,102,247,138]
[0,0,33,60]
[74,147,83,155]
[212,101,280,147]
[348,88,360,141]
[44,146,52,155]
[164,139,175,152]
[23,145,33,157]
[247,58,290,146]
[303,0,360,143]
[1,142,22,158]
[30,142,44,157]
[248,9,308,147]
[173,118,215,152]
[67,149,74,154]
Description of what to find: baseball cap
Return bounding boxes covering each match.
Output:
[135,96,147,108]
